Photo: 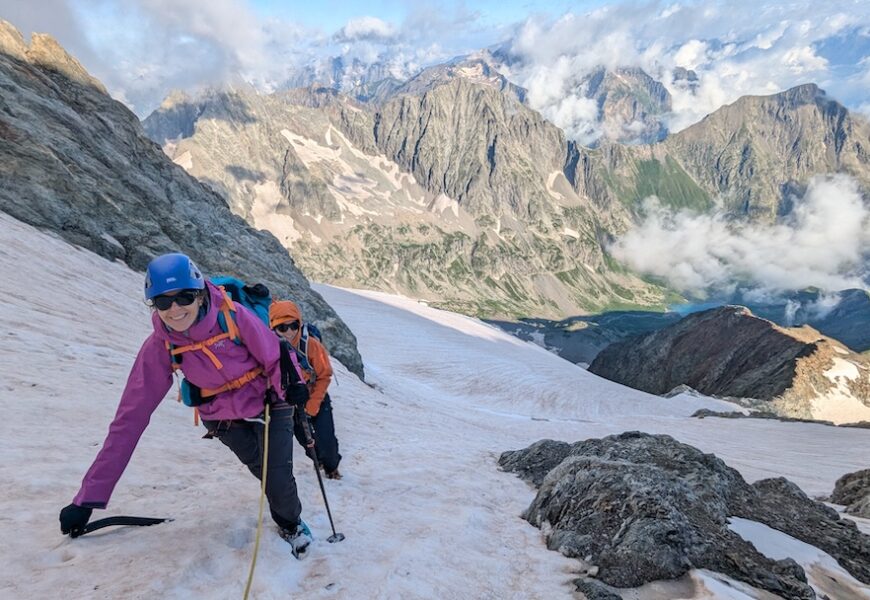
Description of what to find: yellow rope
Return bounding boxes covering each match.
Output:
[243,403,270,600]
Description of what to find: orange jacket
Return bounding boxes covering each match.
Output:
[269,299,333,416]
[300,335,332,417]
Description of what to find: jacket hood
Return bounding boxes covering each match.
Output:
[269,300,302,329]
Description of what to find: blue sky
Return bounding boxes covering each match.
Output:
[249,0,591,32]
[2,0,869,138]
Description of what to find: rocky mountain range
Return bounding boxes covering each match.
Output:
[143,48,870,321]
[588,306,870,423]
[0,21,363,377]
[143,74,662,318]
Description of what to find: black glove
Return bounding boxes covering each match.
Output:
[285,382,309,407]
[60,503,93,537]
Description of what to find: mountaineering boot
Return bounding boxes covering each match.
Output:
[279,520,313,559]
[325,468,342,480]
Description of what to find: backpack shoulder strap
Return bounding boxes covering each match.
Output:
[215,286,242,344]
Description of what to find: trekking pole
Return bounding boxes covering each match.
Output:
[243,403,270,600]
[296,410,345,543]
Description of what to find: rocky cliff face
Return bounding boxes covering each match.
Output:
[662,84,870,219]
[573,84,870,223]
[0,21,363,378]
[588,306,870,423]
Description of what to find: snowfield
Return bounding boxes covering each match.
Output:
[1,212,868,599]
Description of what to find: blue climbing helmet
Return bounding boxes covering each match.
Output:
[144,253,205,299]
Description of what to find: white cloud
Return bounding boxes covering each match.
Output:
[335,16,396,42]
[610,175,870,298]
[673,39,708,70]
[782,45,828,74]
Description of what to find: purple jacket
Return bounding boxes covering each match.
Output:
[73,282,305,508]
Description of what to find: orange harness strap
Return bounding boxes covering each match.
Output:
[166,288,261,425]
[168,332,231,370]
[218,287,241,342]
[200,367,264,398]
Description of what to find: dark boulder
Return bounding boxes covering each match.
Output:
[500,431,870,596]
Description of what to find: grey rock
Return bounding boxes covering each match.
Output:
[501,431,870,595]
[661,84,870,220]
[498,439,570,487]
[734,477,870,583]
[574,578,623,599]
[831,470,870,518]
[0,21,364,378]
[575,83,870,226]
[691,409,838,427]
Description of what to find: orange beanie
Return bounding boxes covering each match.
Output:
[269,300,302,329]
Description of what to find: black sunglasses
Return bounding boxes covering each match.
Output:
[275,321,300,333]
[151,290,202,311]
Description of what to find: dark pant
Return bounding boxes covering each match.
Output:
[294,395,342,473]
[203,406,301,530]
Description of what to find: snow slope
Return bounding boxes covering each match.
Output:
[1,212,869,599]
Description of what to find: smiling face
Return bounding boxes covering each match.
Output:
[155,290,204,332]
[275,321,301,345]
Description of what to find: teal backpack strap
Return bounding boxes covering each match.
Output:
[295,325,315,381]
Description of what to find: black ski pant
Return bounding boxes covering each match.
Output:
[294,394,342,473]
[203,405,302,530]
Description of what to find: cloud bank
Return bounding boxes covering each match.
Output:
[502,1,870,144]
[4,1,869,136]
[610,175,870,299]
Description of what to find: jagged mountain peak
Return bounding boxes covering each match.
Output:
[279,84,366,110]
[659,82,870,218]
[579,65,672,145]
[387,53,527,104]
[0,19,106,93]
[0,19,28,61]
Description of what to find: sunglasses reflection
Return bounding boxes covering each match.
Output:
[275,321,301,333]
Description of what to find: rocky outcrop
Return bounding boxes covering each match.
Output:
[500,431,870,597]
[831,470,870,519]
[0,21,363,378]
[588,306,870,423]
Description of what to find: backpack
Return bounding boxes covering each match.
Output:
[294,322,323,377]
[167,277,300,412]
[210,276,272,329]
